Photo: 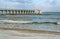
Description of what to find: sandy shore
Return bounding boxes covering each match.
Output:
[0,28,60,39]
[0,27,60,35]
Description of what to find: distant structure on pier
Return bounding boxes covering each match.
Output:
[0,9,40,15]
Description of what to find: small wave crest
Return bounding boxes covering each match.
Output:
[0,20,32,23]
[0,20,60,25]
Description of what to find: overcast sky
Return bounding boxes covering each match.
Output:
[0,0,60,12]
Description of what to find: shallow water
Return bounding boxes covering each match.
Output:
[0,12,60,32]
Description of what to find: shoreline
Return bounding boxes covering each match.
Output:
[0,27,60,35]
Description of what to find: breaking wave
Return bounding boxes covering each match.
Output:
[0,20,60,25]
[0,20,32,23]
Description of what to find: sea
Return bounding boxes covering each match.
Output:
[0,12,60,32]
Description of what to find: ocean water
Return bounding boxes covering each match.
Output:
[0,12,60,32]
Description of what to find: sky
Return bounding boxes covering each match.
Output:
[0,0,60,12]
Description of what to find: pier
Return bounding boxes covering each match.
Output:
[0,9,40,15]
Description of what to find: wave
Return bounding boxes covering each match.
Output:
[0,20,32,23]
[0,20,60,25]
[28,22,60,25]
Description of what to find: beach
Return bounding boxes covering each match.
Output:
[0,12,60,39]
[0,28,60,39]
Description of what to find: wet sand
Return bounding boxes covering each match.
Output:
[0,27,60,35]
[0,28,60,39]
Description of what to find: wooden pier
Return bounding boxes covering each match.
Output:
[0,9,40,15]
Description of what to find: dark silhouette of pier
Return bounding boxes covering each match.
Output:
[0,9,40,15]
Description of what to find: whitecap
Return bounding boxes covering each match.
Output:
[0,20,32,23]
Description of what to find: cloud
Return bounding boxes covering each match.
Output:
[0,0,33,9]
[6,0,32,4]
[0,0,60,12]
[33,0,60,12]
[0,0,20,9]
